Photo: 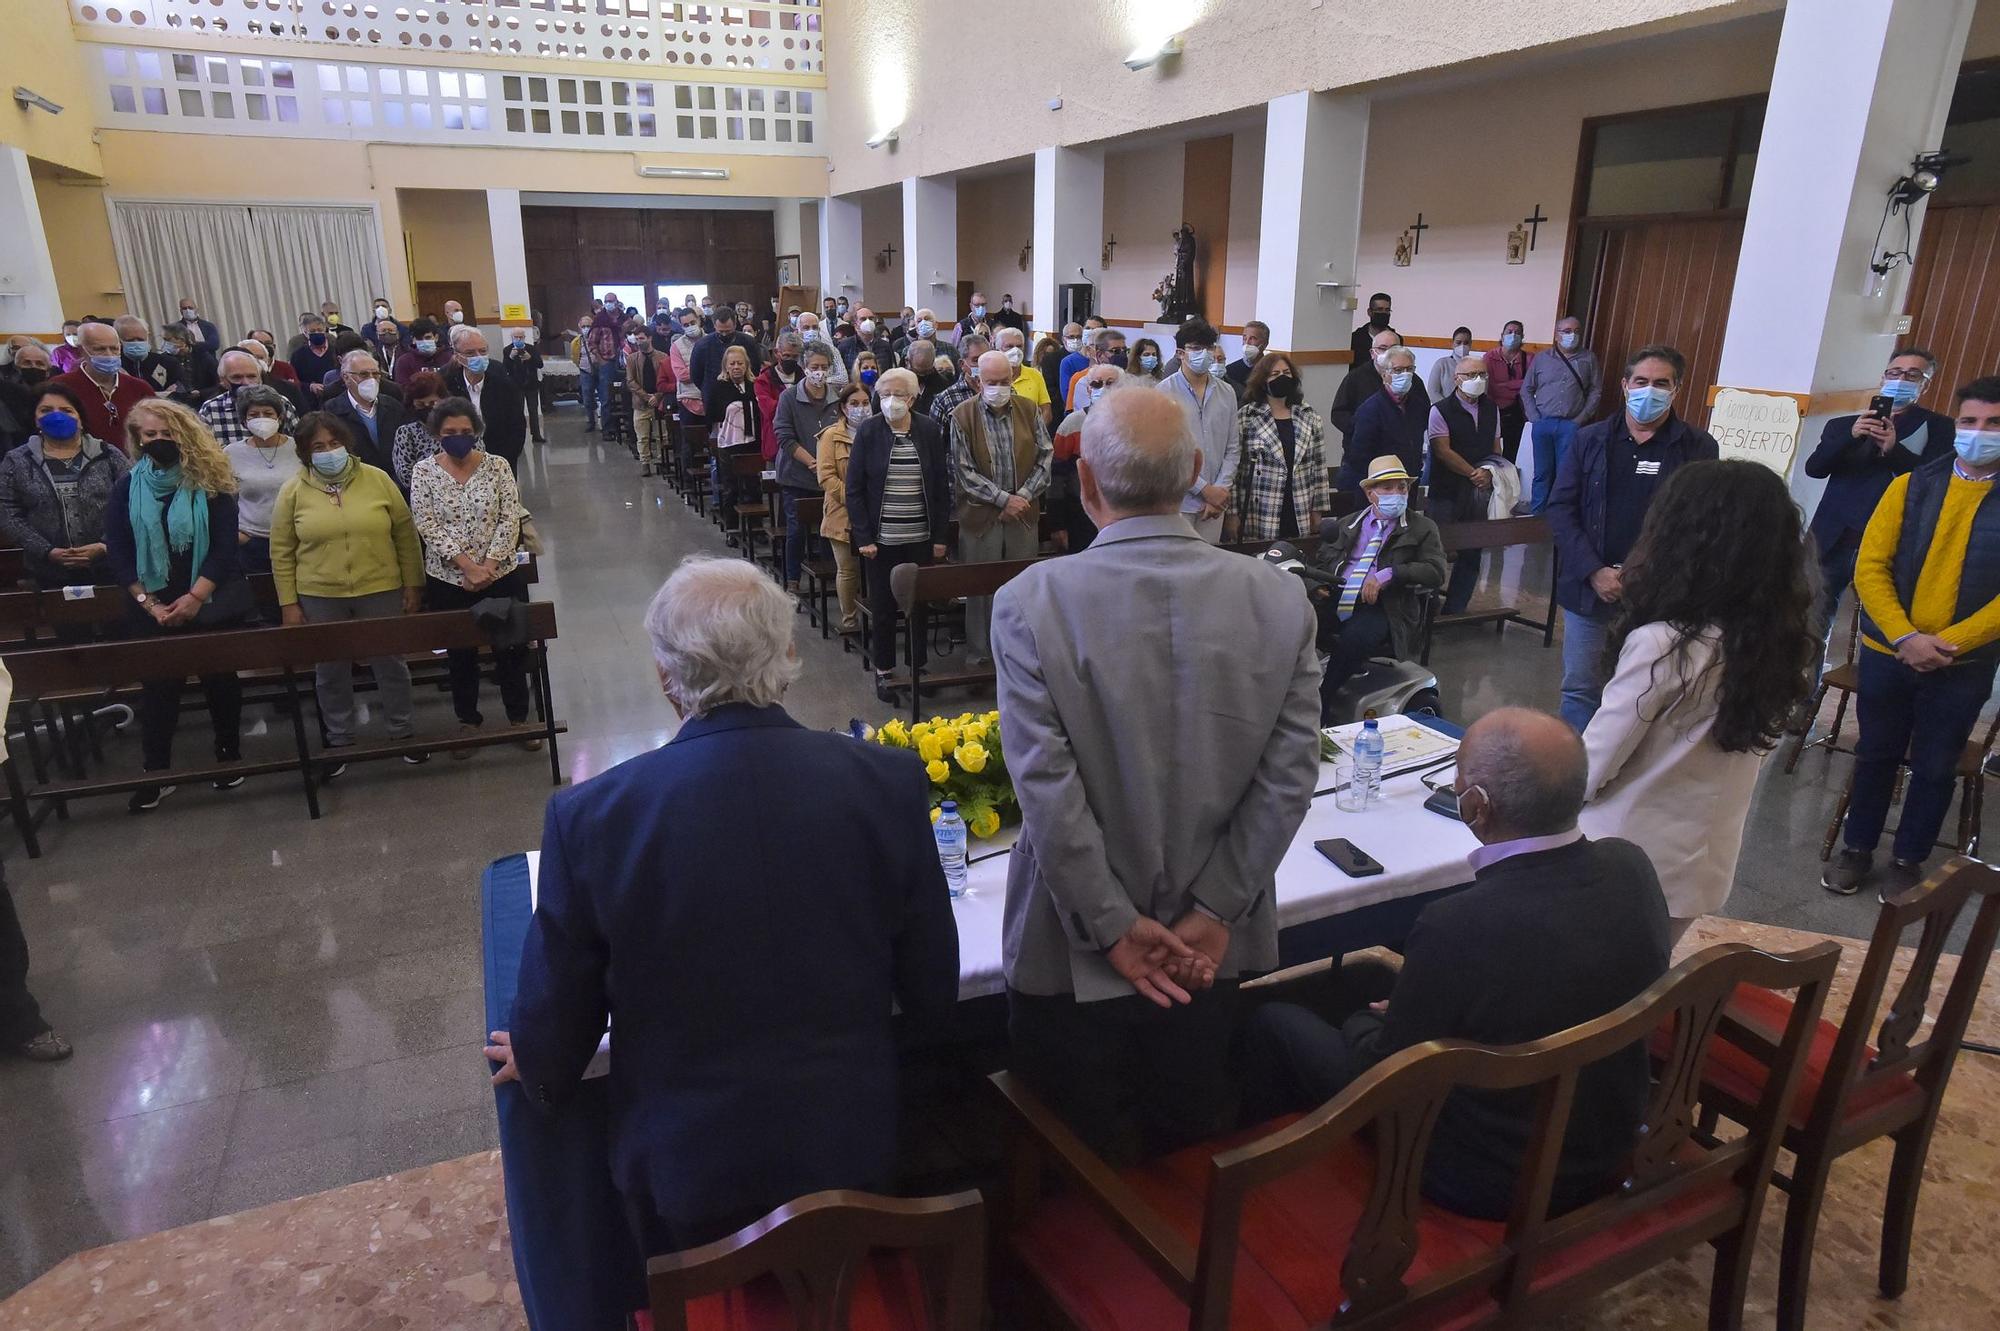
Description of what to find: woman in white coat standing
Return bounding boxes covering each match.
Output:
[1579,460,1819,942]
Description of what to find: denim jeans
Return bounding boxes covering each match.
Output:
[1530,416,1579,513]
[1560,608,1613,733]
[1812,543,1859,690]
[587,361,619,430]
[1845,649,1998,863]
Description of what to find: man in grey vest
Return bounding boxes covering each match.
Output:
[994,384,1321,1162]
[950,350,1052,666]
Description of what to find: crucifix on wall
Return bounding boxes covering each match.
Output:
[1521,203,1548,250]
[1408,212,1430,255]
[1101,233,1118,267]
[873,240,898,273]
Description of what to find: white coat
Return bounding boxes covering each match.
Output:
[1578,622,1766,923]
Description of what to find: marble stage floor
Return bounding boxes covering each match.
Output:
[4,914,1996,1330]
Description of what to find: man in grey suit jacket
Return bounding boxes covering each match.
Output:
[993,385,1323,1161]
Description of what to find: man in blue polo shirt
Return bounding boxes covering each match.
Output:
[1545,344,1718,731]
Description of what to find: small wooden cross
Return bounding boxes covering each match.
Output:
[1101,233,1118,266]
[1409,212,1430,255]
[1521,203,1548,250]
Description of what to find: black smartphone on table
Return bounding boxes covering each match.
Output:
[1315,838,1384,877]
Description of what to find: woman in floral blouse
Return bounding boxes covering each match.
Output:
[407,397,537,753]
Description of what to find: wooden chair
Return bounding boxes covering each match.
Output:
[889,557,1040,721]
[645,1189,986,1331]
[992,941,1838,1331]
[1818,707,2000,860]
[726,451,776,564]
[791,495,839,631]
[1784,596,1861,774]
[1687,856,2000,1331]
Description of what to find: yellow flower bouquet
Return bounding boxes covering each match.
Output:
[867,710,1015,840]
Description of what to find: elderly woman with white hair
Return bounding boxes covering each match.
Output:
[491,554,958,1255]
[846,366,952,701]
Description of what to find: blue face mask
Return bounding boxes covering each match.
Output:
[860,368,879,387]
[1140,353,1159,372]
[88,354,124,375]
[510,336,526,348]
[36,410,79,441]
[1955,427,2000,467]
[1880,377,1922,407]
[1374,493,1409,519]
[311,448,350,476]
[464,354,490,374]
[1626,384,1673,424]
[1500,332,1522,351]
[122,340,151,361]
[415,339,437,355]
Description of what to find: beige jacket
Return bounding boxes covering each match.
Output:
[1579,622,1766,922]
[815,419,855,543]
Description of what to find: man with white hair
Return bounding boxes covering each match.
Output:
[949,350,1052,665]
[491,556,958,1253]
[198,348,299,447]
[445,323,527,467]
[992,326,1052,428]
[893,307,941,364]
[319,348,408,476]
[993,384,1322,1160]
[52,320,153,447]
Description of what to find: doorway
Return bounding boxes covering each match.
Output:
[415,280,476,326]
[1566,217,1743,411]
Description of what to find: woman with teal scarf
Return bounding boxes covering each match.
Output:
[105,399,247,814]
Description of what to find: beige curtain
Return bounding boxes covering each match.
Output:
[109,200,386,345]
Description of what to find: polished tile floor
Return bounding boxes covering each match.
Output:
[0,406,1983,1296]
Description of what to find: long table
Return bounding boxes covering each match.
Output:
[481,744,1478,1330]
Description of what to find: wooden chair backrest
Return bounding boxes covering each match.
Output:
[1188,942,1840,1330]
[5,601,559,694]
[728,449,768,480]
[646,1189,984,1331]
[1805,856,2000,1140]
[889,557,1039,614]
[1434,514,1551,556]
[795,495,825,527]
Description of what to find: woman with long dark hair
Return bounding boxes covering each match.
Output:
[1578,459,1818,941]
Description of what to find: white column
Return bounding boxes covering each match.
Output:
[485,187,531,324]
[1033,145,1104,336]
[903,174,958,322]
[1713,0,1974,504]
[819,193,865,307]
[1255,91,1370,401]
[0,147,64,333]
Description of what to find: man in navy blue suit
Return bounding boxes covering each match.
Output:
[487,557,959,1254]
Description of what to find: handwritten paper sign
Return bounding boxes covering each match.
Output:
[501,302,529,322]
[1708,387,1804,478]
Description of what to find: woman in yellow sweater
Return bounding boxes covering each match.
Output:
[270,412,427,765]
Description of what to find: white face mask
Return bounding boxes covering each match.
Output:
[64,333,79,347]
[353,377,380,404]
[247,416,281,440]
[1459,376,1488,398]
[880,395,910,420]
[1184,348,1212,374]
[374,305,390,319]
[1451,342,1471,358]
[845,405,869,426]
[1003,347,1023,369]
[859,320,875,336]
[1373,350,1392,370]
[448,310,463,323]
[981,383,1012,409]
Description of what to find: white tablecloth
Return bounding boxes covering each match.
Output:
[523,757,1477,1007]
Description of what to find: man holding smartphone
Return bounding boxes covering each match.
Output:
[1801,349,1955,698]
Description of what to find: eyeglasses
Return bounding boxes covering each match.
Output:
[1883,367,1930,382]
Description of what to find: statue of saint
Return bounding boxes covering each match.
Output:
[1168,224,1197,321]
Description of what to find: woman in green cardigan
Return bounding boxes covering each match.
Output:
[270,411,427,763]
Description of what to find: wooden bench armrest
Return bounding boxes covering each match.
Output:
[988,1070,1197,1297]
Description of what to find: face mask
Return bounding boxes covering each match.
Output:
[380,332,400,347]
[1390,370,1416,395]
[880,395,910,421]
[702,304,714,314]
[1003,347,1023,369]
[309,332,329,349]
[354,377,381,404]
[1452,342,1471,358]
[860,368,879,387]
[1244,344,1264,362]
[1626,384,1672,424]
[859,320,875,336]
[836,303,849,314]
[181,309,197,321]
[1372,350,1392,371]
[1140,353,1159,372]
[122,340,151,361]
[415,339,438,355]
[982,383,1016,410]
[64,333,79,348]
[18,367,46,386]
[1374,493,1408,519]
[89,354,124,375]
[1459,376,1488,399]
[246,416,281,440]
[1184,348,1212,374]
[1369,310,1390,329]
[36,410,79,440]
[1880,377,1922,407]
[464,354,489,374]
[1557,332,1579,351]
[505,335,523,349]
[1261,373,1294,400]
[1064,338,1082,354]
[917,320,934,337]
[1501,332,1522,351]
[374,305,390,319]
[440,433,478,460]
[326,313,342,325]
[1955,427,2000,467]
[1075,384,1098,408]
[141,440,181,469]
[804,367,828,387]
[970,304,985,317]
[311,448,349,476]
[845,405,869,426]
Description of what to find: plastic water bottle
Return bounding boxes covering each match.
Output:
[935,801,969,897]
[1354,718,1385,808]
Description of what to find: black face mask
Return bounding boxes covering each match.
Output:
[1368,310,1391,329]
[1267,374,1298,400]
[17,367,47,386]
[141,439,182,469]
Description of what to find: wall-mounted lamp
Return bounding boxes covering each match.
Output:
[12,86,64,116]
[636,165,729,180]
[1868,149,1968,294]
[1123,33,1184,71]
[866,127,901,149]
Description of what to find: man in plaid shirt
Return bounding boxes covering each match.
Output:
[930,334,988,426]
[198,349,298,448]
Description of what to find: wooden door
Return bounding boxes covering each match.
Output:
[956,279,974,322]
[1902,203,2000,412]
[1567,216,1743,413]
[415,280,476,325]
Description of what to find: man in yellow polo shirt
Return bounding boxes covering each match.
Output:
[993,326,1052,429]
[1824,375,2000,897]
